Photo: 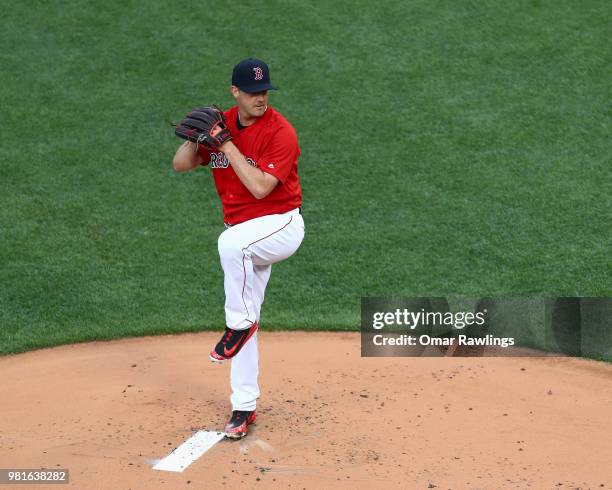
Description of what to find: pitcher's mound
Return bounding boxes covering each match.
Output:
[1,331,611,489]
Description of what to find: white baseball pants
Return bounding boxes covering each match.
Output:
[217,208,305,411]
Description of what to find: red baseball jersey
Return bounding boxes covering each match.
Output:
[197,105,302,225]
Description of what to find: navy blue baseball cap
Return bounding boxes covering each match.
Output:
[231,58,277,93]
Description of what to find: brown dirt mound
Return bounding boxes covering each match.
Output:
[1,332,611,489]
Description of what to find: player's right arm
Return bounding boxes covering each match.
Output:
[173,141,204,172]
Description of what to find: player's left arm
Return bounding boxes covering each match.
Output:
[217,142,279,199]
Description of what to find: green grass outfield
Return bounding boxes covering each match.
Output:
[1,1,610,355]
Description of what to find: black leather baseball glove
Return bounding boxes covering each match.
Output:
[174,106,232,150]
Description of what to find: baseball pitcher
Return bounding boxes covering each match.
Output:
[172,58,304,439]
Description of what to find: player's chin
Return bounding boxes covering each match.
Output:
[253,105,266,116]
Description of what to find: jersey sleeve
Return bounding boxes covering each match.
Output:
[258,126,299,183]
[197,145,212,166]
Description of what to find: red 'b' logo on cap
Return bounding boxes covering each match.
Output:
[253,67,264,81]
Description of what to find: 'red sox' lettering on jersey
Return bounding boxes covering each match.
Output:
[198,105,302,225]
[210,152,257,169]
